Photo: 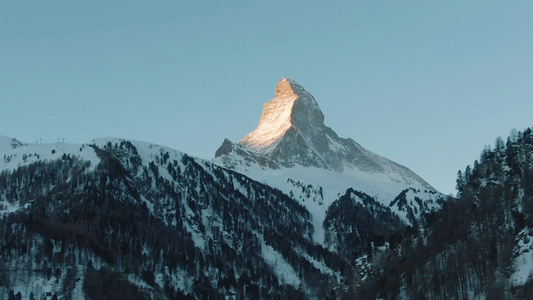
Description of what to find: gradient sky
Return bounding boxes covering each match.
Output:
[1,1,532,194]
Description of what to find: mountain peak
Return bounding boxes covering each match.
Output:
[275,77,305,98]
[215,78,435,191]
[239,78,324,152]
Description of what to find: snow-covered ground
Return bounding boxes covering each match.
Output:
[1,134,440,246]
[511,228,533,286]
[260,240,301,286]
[1,136,101,218]
[1,135,100,173]
[212,159,438,243]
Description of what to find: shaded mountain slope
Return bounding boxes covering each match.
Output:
[0,139,343,299]
[343,128,533,299]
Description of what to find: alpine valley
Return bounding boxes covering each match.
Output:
[1,79,533,299]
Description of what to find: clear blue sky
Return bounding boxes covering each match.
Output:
[1,1,532,194]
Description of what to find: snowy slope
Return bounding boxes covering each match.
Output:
[213,78,443,243]
[512,228,533,286]
[1,135,347,298]
[0,136,184,177]
[210,160,441,243]
[1,137,99,218]
[1,138,100,172]
[0,136,188,218]
[0,135,17,151]
[216,78,435,191]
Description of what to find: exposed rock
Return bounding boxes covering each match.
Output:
[215,78,434,190]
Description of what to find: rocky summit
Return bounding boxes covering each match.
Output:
[215,78,434,190]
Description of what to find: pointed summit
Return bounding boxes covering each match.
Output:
[240,78,324,152]
[215,78,434,190]
[237,78,345,172]
[274,77,309,98]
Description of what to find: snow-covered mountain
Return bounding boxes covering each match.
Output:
[215,78,433,190]
[2,119,532,298]
[1,137,343,298]
[214,78,443,243]
[1,124,442,298]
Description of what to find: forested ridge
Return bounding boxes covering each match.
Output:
[0,140,343,299]
[344,128,533,299]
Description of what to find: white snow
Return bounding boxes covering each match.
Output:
[1,136,100,173]
[213,160,436,243]
[0,135,16,151]
[511,228,533,286]
[0,136,101,217]
[260,239,301,286]
[0,199,23,217]
[211,76,442,243]
[299,250,340,280]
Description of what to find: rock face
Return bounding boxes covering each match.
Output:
[215,78,434,190]
[240,78,325,152]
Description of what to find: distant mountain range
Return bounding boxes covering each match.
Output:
[1,79,532,299]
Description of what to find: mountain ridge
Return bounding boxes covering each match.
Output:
[0,136,341,298]
[216,78,434,191]
[2,78,532,299]
[2,126,531,298]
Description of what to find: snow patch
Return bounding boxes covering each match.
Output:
[511,228,533,286]
[260,240,301,286]
[1,137,100,173]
